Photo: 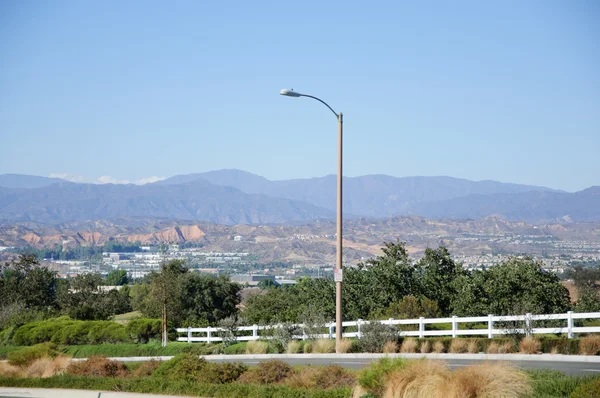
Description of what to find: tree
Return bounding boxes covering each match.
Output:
[105,269,129,286]
[416,247,463,316]
[257,279,278,290]
[59,273,127,320]
[451,258,571,316]
[151,260,188,347]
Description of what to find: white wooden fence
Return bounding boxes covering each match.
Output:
[176,311,600,343]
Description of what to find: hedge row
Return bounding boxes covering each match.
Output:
[3,317,161,346]
[0,376,351,398]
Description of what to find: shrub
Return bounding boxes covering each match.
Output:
[570,378,600,398]
[579,335,600,355]
[338,339,353,354]
[126,318,161,344]
[286,340,302,354]
[11,318,129,346]
[313,339,335,353]
[384,359,449,397]
[449,339,467,353]
[519,337,541,354]
[400,338,417,353]
[245,340,268,354]
[467,340,479,353]
[152,353,205,381]
[432,341,445,353]
[201,362,247,384]
[445,362,532,398]
[285,365,355,390]
[223,342,247,355]
[238,360,292,384]
[420,341,431,353]
[357,321,398,353]
[132,360,161,377]
[8,343,58,367]
[357,357,406,397]
[67,356,130,377]
[383,341,398,354]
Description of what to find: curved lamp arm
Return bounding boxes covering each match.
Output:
[280,89,339,119]
[299,94,339,118]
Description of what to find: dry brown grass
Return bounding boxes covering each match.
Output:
[384,341,399,354]
[400,338,417,353]
[286,340,302,354]
[338,339,353,353]
[579,335,600,355]
[285,365,355,390]
[303,341,313,353]
[444,362,532,398]
[449,339,468,353]
[66,356,130,378]
[383,360,450,398]
[420,341,431,353]
[500,341,515,354]
[245,340,269,354]
[467,340,479,354]
[432,341,445,353]
[352,385,370,398]
[486,342,499,354]
[23,356,70,378]
[519,337,541,354]
[0,362,21,377]
[550,346,559,355]
[313,339,336,353]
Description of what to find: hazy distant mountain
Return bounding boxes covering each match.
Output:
[1,170,597,225]
[0,179,334,224]
[0,174,66,189]
[159,169,563,217]
[407,186,600,223]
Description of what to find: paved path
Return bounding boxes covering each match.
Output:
[98,353,600,376]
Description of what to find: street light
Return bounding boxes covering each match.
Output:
[280,88,344,353]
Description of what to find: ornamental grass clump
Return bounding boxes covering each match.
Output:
[467,340,479,353]
[24,356,70,378]
[519,337,541,354]
[357,357,406,397]
[449,339,468,353]
[420,341,431,353]
[237,359,292,384]
[579,334,600,355]
[337,338,353,353]
[399,338,417,353]
[432,340,445,353]
[383,359,450,398]
[245,340,268,354]
[312,338,335,353]
[444,362,532,398]
[383,341,398,354]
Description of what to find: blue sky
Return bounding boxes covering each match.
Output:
[0,0,598,191]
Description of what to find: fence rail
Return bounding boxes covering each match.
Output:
[175,311,600,343]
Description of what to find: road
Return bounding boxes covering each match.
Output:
[101,353,600,376]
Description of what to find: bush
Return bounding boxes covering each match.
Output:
[8,343,58,367]
[579,335,600,355]
[356,321,398,353]
[126,318,161,344]
[528,370,591,397]
[570,378,600,398]
[67,356,130,377]
[132,360,161,377]
[223,342,247,355]
[285,365,355,390]
[152,353,206,381]
[357,357,406,397]
[11,318,129,346]
[238,360,292,384]
[202,362,247,384]
[23,356,69,378]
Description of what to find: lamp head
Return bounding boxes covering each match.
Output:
[280,89,302,97]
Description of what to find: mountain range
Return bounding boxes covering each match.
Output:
[0,170,598,224]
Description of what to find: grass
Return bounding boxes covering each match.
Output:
[337,339,353,354]
[0,375,352,398]
[519,337,541,354]
[449,339,467,353]
[383,341,398,354]
[313,339,336,353]
[112,311,142,325]
[432,340,445,353]
[579,334,600,355]
[245,340,269,354]
[399,338,416,353]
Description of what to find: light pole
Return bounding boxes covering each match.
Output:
[280,89,344,353]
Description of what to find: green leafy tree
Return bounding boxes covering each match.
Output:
[105,269,129,286]
[0,254,58,311]
[416,247,463,315]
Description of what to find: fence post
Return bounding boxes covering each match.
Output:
[329,323,334,340]
[488,314,494,339]
[187,327,192,343]
[525,313,532,337]
[357,319,363,339]
[252,325,258,340]
[452,316,457,338]
[207,327,212,344]
[419,317,424,338]
[567,311,574,339]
